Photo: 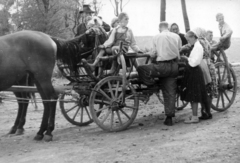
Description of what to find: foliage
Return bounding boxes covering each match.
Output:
[0,0,15,35]
[109,0,130,16]
[0,0,103,38]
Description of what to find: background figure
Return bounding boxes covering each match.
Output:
[206,30,217,61]
[75,5,95,37]
[170,23,188,46]
[75,5,110,37]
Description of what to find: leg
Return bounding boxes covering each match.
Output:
[82,49,105,72]
[15,92,30,135]
[109,46,119,74]
[8,92,23,134]
[33,76,58,141]
[184,102,199,124]
[199,94,212,120]
[161,77,177,126]
[137,64,156,86]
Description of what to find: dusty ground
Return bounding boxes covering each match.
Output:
[0,68,240,163]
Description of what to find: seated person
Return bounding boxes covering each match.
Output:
[211,13,233,51]
[206,30,217,61]
[170,23,188,46]
[82,12,142,74]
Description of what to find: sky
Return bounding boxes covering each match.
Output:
[91,0,240,37]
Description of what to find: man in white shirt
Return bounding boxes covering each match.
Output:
[137,21,182,126]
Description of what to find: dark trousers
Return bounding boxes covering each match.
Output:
[137,60,178,117]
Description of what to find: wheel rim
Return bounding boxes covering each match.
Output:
[89,76,139,132]
[211,62,237,111]
[60,94,96,126]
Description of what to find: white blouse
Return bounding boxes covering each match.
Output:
[188,40,203,67]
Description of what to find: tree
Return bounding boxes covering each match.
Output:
[109,0,130,16]
[181,0,190,32]
[92,0,103,16]
[0,0,15,35]
[160,0,166,22]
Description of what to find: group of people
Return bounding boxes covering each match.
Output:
[76,5,233,126]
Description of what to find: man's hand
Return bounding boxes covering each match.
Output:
[180,55,188,62]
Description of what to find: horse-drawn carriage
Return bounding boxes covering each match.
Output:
[57,38,237,132]
[1,26,237,139]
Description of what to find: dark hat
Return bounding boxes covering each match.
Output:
[79,5,95,14]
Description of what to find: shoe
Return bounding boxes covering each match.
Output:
[184,116,199,124]
[199,113,212,120]
[163,116,173,126]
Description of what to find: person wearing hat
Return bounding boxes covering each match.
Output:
[75,5,110,37]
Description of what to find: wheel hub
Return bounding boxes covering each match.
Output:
[79,96,89,107]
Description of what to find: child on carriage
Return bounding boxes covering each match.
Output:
[211,13,233,60]
[82,12,142,75]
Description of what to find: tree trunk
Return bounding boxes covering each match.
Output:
[160,0,166,22]
[181,0,190,32]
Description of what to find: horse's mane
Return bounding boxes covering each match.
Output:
[51,27,108,76]
[51,34,96,75]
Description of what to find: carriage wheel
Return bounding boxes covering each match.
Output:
[60,94,97,126]
[89,76,139,132]
[155,90,188,111]
[211,62,237,111]
[176,93,188,111]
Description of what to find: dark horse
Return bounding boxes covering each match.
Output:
[0,28,106,141]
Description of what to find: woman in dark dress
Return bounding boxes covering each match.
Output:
[170,23,188,46]
[180,30,210,123]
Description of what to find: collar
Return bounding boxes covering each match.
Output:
[161,29,169,33]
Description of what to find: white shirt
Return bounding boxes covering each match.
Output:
[151,30,182,61]
[188,40,203,67]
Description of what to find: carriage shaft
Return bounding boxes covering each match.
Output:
[5,85,73,94]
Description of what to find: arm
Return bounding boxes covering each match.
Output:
[103,28,116,47]
[149,36,157,58]
[188,42,203,67]
[177,36,182,59]
[128,29,140,52]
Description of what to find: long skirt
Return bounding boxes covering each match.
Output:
[180,63,208,104]
[200,59,212,85]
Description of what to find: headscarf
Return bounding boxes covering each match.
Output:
[192,27,211,59]
[192,27,206,39]
[169,23,179,33]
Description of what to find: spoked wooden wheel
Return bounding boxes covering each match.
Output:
[89,76,139,132]
[211,62,237,111]
[60,94,96,126]
[176,93,188,111]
